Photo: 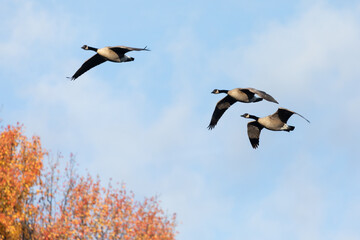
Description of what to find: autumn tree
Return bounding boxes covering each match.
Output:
[0,124,44,239]
[0,124,177,239]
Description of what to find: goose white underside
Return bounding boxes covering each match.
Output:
[280,123,291,131]
[261,124,291,131]
[249,96,262,102]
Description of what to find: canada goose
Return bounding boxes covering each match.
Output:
[208,88,278,130]
[68,45,150,80]
[241,108,310,149]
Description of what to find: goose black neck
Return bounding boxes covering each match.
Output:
[219,90,229,94]
[249,115,259,120]
[87,46,98,51]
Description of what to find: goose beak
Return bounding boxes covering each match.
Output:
[240,114,248,118]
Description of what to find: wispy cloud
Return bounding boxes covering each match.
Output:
[0,1,75,68]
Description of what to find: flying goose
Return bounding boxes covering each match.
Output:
[241,108,310,149]
[208,88,278,130]
[68,45,150,80]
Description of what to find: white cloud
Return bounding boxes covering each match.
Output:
[0,0,75,67]
[212,2,360,101]
[243,156,324,240]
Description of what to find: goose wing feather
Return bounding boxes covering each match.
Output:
[294,112,310,123]
[247,121,263,149]
[110,46,150,55]
[246,88,279,103]
[69,54,106,80]
[208,95,237,129]
[275,108,310,123]
[274,108,294,123]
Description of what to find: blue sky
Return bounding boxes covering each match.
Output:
[1,0,360,239]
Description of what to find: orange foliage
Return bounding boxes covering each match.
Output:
[0,124,44,239]
[0,124,177,239]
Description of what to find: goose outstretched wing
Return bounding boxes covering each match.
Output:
[208,95,237,130]
[247,121,264,149]
[110,46,150,55]
[275,108,310,123]
[69,54,106,80]
[246,88,279,104]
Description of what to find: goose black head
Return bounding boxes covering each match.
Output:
[81,45,88,50]
[211,89,220,94]
[241,113,250,118]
